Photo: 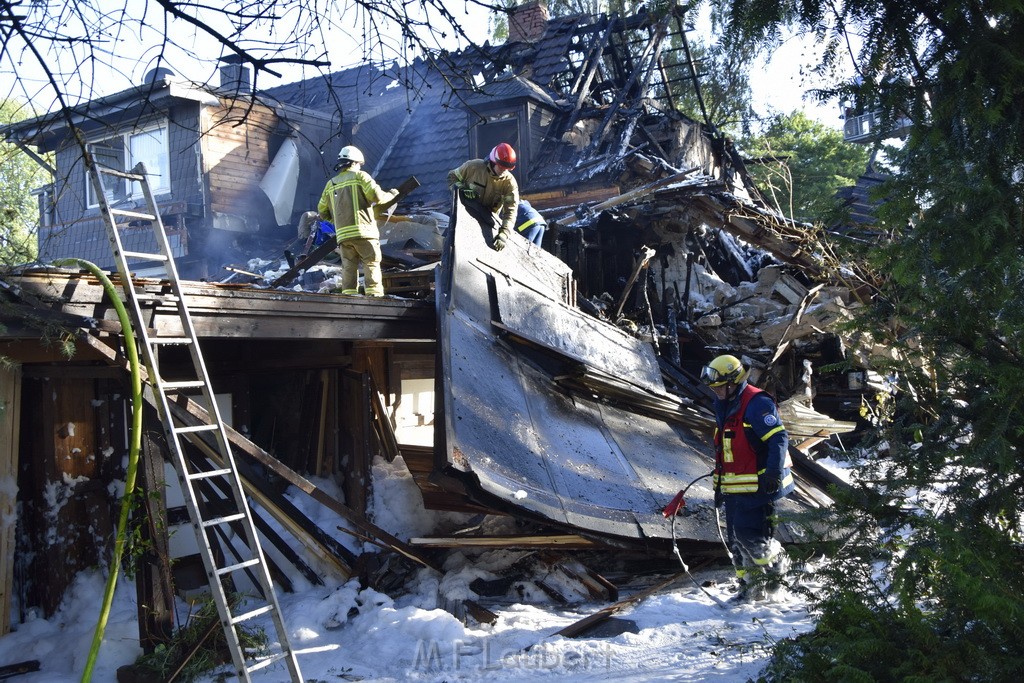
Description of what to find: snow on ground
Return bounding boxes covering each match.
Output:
[0,453,827,682]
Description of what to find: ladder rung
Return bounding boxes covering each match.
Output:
[110,208,157,221]
[203,512,247,529]
[121,250,169,262]
[231,603,275,625]
[161,380,206,390]
[246,652,288,673]
[173,423,218,435]
[186,467,234,481]
[151,336,192,345]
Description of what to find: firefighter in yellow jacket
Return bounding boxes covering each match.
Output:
[318,146,398,296]
[447,143,519,251]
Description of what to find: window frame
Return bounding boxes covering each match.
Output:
[85,122,170,207]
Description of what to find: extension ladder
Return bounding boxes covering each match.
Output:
[88,161,302,682]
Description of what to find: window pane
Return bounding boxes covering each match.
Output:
[129,127,169,193]
[87,137,126,205]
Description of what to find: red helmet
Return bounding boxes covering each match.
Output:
[488,143,517,171]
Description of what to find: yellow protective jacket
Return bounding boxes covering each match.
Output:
[318,169,397,242]
[447,159,519,233]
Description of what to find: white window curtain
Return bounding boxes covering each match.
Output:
[87,124,169,206]
[129,127,169,194]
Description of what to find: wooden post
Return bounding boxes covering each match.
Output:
[1,364,23,636]
[134,415,175,653]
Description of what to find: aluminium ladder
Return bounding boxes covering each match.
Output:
[88,161,302,682]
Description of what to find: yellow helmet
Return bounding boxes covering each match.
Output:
[700,354,746,387]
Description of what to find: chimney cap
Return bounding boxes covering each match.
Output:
[143,67,175,85]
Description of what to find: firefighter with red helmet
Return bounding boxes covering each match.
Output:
[701,354,795,600]
[447,142,520,251]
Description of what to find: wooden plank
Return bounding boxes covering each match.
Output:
[409,535,602,549]
[3,271,435,342]
[552,169,698,224]
[555,570,689,638]
[315,369,330,476]
[0,364,22,636]
[135,421,175,652]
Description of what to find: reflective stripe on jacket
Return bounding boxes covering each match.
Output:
[317,170,396,242]
[713,384,792,494]
[516,201,545,233]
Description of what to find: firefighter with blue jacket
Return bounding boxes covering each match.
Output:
[514,199,546,247]
[701,354,795,598]
[318,145,398,296]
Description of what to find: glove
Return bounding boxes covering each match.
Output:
[457,184,478,201]
[493,228,510,251]
[760,472,781,495]
[714,488,723,509]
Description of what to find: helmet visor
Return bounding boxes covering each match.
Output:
[700,365,734,387]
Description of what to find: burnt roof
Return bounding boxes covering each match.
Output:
[257,7,708,206]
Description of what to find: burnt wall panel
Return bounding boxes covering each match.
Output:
[16,374,119,616]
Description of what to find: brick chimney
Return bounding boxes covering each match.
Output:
[508,0,549,43]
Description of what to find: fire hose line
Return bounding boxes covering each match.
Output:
[665,472,731,610]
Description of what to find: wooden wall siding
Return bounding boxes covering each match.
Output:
[1,364,21,636]
[17,375,118,615]
[201,101,276,219]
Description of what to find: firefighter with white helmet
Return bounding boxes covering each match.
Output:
[701,354,795,600]
[317,145,398,296]
[447,142,520,251]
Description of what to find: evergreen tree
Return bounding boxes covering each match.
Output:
[713,0,1024,678]
[1,99,47,267]
[741,110,869,222]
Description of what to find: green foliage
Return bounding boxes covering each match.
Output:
[741,110,869,222]
[1,99,48,267]
[130,596,268,683]
[712,1,1024,680]
[668,32,759,137]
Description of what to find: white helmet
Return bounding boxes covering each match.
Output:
[338,145,365,165]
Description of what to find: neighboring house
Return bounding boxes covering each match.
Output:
[1,61,340,279]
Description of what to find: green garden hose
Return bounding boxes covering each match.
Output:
[54,259,143,683]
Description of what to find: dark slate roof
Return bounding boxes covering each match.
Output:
[372,58,477,204]
[527,14,603,91]
[833,169,889,236]
[263,63,398,118]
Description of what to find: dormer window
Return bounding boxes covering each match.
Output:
[86,123,169,207]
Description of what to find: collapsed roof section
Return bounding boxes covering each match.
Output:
[433,196,832,546]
